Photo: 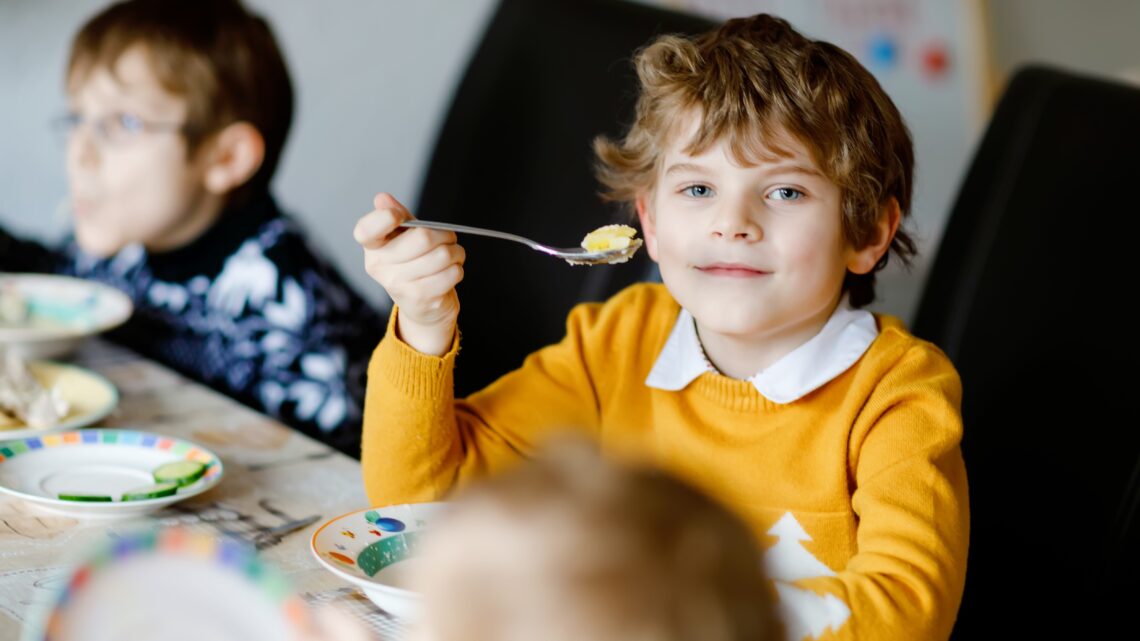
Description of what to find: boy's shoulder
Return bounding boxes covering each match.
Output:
[564,281,678,346]
[574,281,677,324]
[864,313,960,387]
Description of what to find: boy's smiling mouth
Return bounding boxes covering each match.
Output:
[695,262,771,277]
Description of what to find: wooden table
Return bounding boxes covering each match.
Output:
[0,339,382,639]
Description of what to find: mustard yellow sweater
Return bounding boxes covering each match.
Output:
[363,283,968,641]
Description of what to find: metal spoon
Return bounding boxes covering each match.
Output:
[399,220,642,265]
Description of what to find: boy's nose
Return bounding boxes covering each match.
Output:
[67,125,101,170]
[710,201,762,241]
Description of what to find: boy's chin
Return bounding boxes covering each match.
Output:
[74,228,129,259]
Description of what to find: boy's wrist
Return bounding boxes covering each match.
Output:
[395,312,457,357]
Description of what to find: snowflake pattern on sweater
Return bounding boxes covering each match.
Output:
[1,196,386,455]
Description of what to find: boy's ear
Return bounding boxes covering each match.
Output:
[635,194,658,262]
[847,197,901,275]
[202,122,265,195]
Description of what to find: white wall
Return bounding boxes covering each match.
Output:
[986,0,1140,84]
[0,0,499,311]
[4,1,1140,322]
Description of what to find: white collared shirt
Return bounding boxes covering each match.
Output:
[644,299,879,404]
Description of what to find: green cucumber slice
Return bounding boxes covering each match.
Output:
[153,460,207,487]
[121,481,179,502]
[58,493,113,502]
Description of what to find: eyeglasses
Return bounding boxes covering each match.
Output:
[54,111,186,147]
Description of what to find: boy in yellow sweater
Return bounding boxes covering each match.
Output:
[354,13,968,641]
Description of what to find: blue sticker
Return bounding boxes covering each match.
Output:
[374,518,405,533]
[868,34,897,69]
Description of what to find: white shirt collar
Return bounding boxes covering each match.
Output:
[644,298,879,403]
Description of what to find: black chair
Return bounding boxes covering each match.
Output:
[913,66,1140,638]
[415,0,713,395]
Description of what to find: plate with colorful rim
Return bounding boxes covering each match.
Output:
[310,502,447,620]
[0,429,223,518]
[0,272,133,360]
[27,526,309,641]
[0,360,119,440]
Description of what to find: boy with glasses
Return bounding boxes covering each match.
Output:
[0,0,383,456]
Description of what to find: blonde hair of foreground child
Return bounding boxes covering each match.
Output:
[410,441,782,641]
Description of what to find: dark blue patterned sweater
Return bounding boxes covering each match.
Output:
[0,195,386,456]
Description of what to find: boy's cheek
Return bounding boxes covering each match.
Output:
[644,233,660,262]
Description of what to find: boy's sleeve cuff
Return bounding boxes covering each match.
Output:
[370,307,459,400]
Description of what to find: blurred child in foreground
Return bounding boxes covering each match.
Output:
[411,440,780,641]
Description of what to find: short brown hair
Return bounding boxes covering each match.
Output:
[595,14,916,307]
[421,440,781,641]
[67,0,293,207]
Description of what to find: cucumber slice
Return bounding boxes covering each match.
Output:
[153,460,207,487]
[121,481,179,502]
[58,493,113,502]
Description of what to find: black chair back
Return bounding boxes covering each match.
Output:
[913,65,1140,638]
[416,0,713,394]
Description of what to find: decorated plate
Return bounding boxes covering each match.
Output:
[26,526,309,641]
[0,429,223,518]
[311,503,446,619]
[0,273,133,359]
[0,361,118,440]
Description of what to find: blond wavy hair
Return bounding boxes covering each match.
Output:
[416,439,780,641]
[594,14,916,307]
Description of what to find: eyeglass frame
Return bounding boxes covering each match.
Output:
[53,111,192,147]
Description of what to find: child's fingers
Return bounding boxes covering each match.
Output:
[389,243,466,282]
[354,193,412,250]
[407,263,465,300]
[372,191,408,214]
[381,229,462,267]
[364,243,463,303]
[382,266,462,319]
[353,210,402,250]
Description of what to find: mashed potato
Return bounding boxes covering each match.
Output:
[580,224,638,252]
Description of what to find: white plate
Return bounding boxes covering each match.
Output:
[27,526,309,641]
[0,360,118,440]
[0,273,133,359]
[0,429,223,519]
[311,503,446,620]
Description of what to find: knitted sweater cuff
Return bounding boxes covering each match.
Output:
[371,307,459,401]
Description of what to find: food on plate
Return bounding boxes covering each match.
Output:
[0,284,29,325]
[121,481,180,501]
[152,460,208,487]
[57,493,113,502]
[58,461,207,502]
[0,348,69,429]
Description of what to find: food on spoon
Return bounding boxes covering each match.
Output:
[0,348,69,429]
[580,224,638,252]
[153,460,208,487]
[121,481,180,501]
[567,224,642,266]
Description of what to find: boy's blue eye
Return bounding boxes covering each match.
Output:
[682,184,713,198]
[116,113,145,134]
[769,187,803,201]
